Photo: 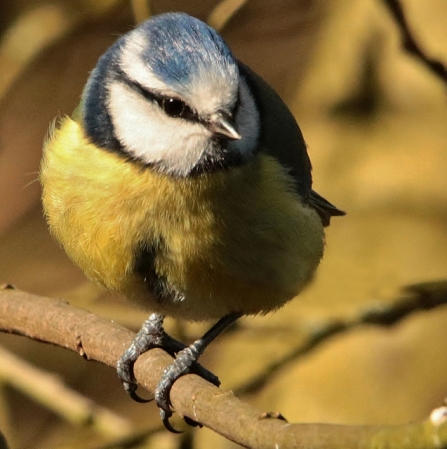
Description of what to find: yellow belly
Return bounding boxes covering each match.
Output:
[41,118,325,320]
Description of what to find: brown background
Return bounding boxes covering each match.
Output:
[0,1,447,448]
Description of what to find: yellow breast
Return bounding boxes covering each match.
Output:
[41,118,324,320]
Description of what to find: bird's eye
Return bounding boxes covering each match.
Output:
[162,97,187,118]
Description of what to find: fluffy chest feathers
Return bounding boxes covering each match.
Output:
[41,118,324,320]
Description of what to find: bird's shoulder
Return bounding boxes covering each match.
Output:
[238,61,312,199]
[238,62,345,226]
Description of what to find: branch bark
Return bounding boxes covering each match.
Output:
[1,284,447,448]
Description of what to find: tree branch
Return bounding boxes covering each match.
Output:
[382,0,447,84]
[1,284,447,448]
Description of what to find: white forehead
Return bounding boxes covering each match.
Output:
[119,30,239,114]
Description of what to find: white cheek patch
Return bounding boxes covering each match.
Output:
[108,82,209,176]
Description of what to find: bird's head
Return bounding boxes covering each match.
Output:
[82,12,260,177]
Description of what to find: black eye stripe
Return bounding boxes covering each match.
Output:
[119,74,199,122]
[114,70,238,128]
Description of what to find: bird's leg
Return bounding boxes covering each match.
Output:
[117,312,221,404]
[155,312,242,432]
[117,313,168,402]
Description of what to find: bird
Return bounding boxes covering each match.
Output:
[40,12,345,432]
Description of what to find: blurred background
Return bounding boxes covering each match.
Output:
[0,0,447,448]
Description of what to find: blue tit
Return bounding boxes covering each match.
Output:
[40,12,345,431]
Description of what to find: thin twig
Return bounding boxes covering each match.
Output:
[130,0,151,25]
[207,0,249,32]
[1,285,447,448]
[382,0,447,84]
[0,431,9,449]
[236,280,447,395]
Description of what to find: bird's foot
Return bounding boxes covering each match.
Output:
[117,313,172,402]
[155,344,205,433]
[117,313,220,430]
[118,312,240,432]
[152,313,241,431]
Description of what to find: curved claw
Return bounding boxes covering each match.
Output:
[122,380,152,403]
[184,416,202,428]
[160,409,183,434]
[128,388,152,404]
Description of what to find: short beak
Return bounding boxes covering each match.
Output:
[207,111,241,140]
